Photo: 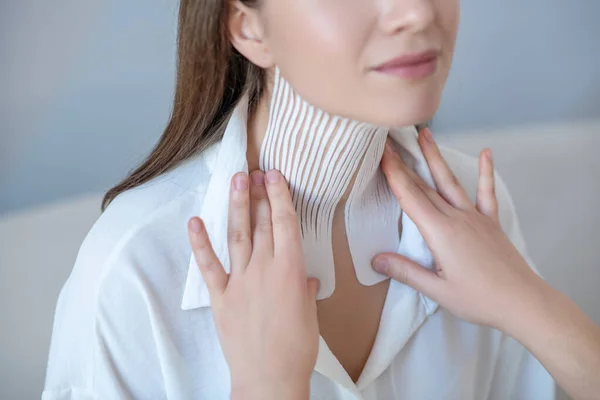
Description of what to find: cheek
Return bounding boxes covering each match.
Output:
[264,0,373,94]
[437,0,460,53]
[266,0,371,56]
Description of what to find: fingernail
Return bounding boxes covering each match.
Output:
[486,149,493,162]
[234,173,248,191]
[372,257,389,274]
[190,218,203,234]
[265,169,281,184]
[251,171,264,185]
[423,127,435,143]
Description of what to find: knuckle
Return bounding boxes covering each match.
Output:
[271,211,297,228]
[438,218,458,235]
[194,250,217,270]
[266,188,288,206]
[195,236,213,252]
[268,179,287,193]
[227,229,250,245]
[479,180,495,194]
[392,265,410,285]
[231,191,249,207]
[406,179,423,197]
[250,187,267,201]
[447,173,461,188]
[254,219,272,234]
[203,260,221,271]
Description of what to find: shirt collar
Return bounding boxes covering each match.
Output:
[181,96,438,312]
[180,98,440,392]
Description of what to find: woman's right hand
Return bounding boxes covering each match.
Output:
[187,169,319,400]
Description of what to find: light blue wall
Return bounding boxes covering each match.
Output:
[435,0,600,132]
[2,0,599,215]
[1,1,178,215]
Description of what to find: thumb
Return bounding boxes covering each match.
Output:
[372,253,443,298]
[307,278,320,302]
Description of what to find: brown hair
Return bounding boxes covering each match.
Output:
[101,0,264,212]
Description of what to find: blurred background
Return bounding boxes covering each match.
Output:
[2,0,600,215]
[1,1,599,399]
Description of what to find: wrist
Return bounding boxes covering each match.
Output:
[500,276,558,342]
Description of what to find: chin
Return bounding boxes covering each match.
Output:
[290,81,442,128]
[364,97,440,128]
[346,82,443,127]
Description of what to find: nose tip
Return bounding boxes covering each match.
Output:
[379,0,437,34]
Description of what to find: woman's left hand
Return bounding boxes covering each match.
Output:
[187,169,319,400]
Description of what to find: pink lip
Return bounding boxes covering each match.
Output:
[374,50,440,80]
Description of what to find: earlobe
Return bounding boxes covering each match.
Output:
[228,4,274,68]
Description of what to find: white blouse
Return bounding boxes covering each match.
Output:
[42,103,555,400]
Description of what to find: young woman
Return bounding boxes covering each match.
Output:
[43,0,555,399]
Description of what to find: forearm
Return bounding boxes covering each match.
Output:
[506,280,600,400]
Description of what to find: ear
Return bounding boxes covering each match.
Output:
[229,2,274,68]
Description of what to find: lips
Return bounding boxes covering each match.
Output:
[374,50,440,80]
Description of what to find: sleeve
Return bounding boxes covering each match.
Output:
[42,257,167,400]
[486,172,556,400]
[487,334,556,400]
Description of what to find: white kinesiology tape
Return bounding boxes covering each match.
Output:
[259,68,402,299]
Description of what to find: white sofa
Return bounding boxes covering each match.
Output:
[2,120,599,399]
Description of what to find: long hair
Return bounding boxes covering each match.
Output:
[101,0,264,211]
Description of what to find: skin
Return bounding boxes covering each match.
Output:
[189,128,600,400]
[230,0,460,381]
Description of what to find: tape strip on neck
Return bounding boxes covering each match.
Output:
[259,68,402,299]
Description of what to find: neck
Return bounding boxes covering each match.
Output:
[245,68,403,296]
[247,69,389,208]
[246,92,270,172]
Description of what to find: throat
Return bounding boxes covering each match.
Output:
[316,204,391,383]
[253,68,397,300]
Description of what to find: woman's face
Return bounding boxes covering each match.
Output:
[258,0,459,127]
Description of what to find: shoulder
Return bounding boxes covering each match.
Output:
[55,146,218,319]
[44,149,218,395]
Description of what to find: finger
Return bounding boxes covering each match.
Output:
[418,127,473,210]
[264,169,302,258]
[372,253,447,301]
[384,140,452,213]
[476,149,500,224]
[227,172,252,276]
[188,217,228,298]
[381,142,447,226]
[250,170,274,256]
